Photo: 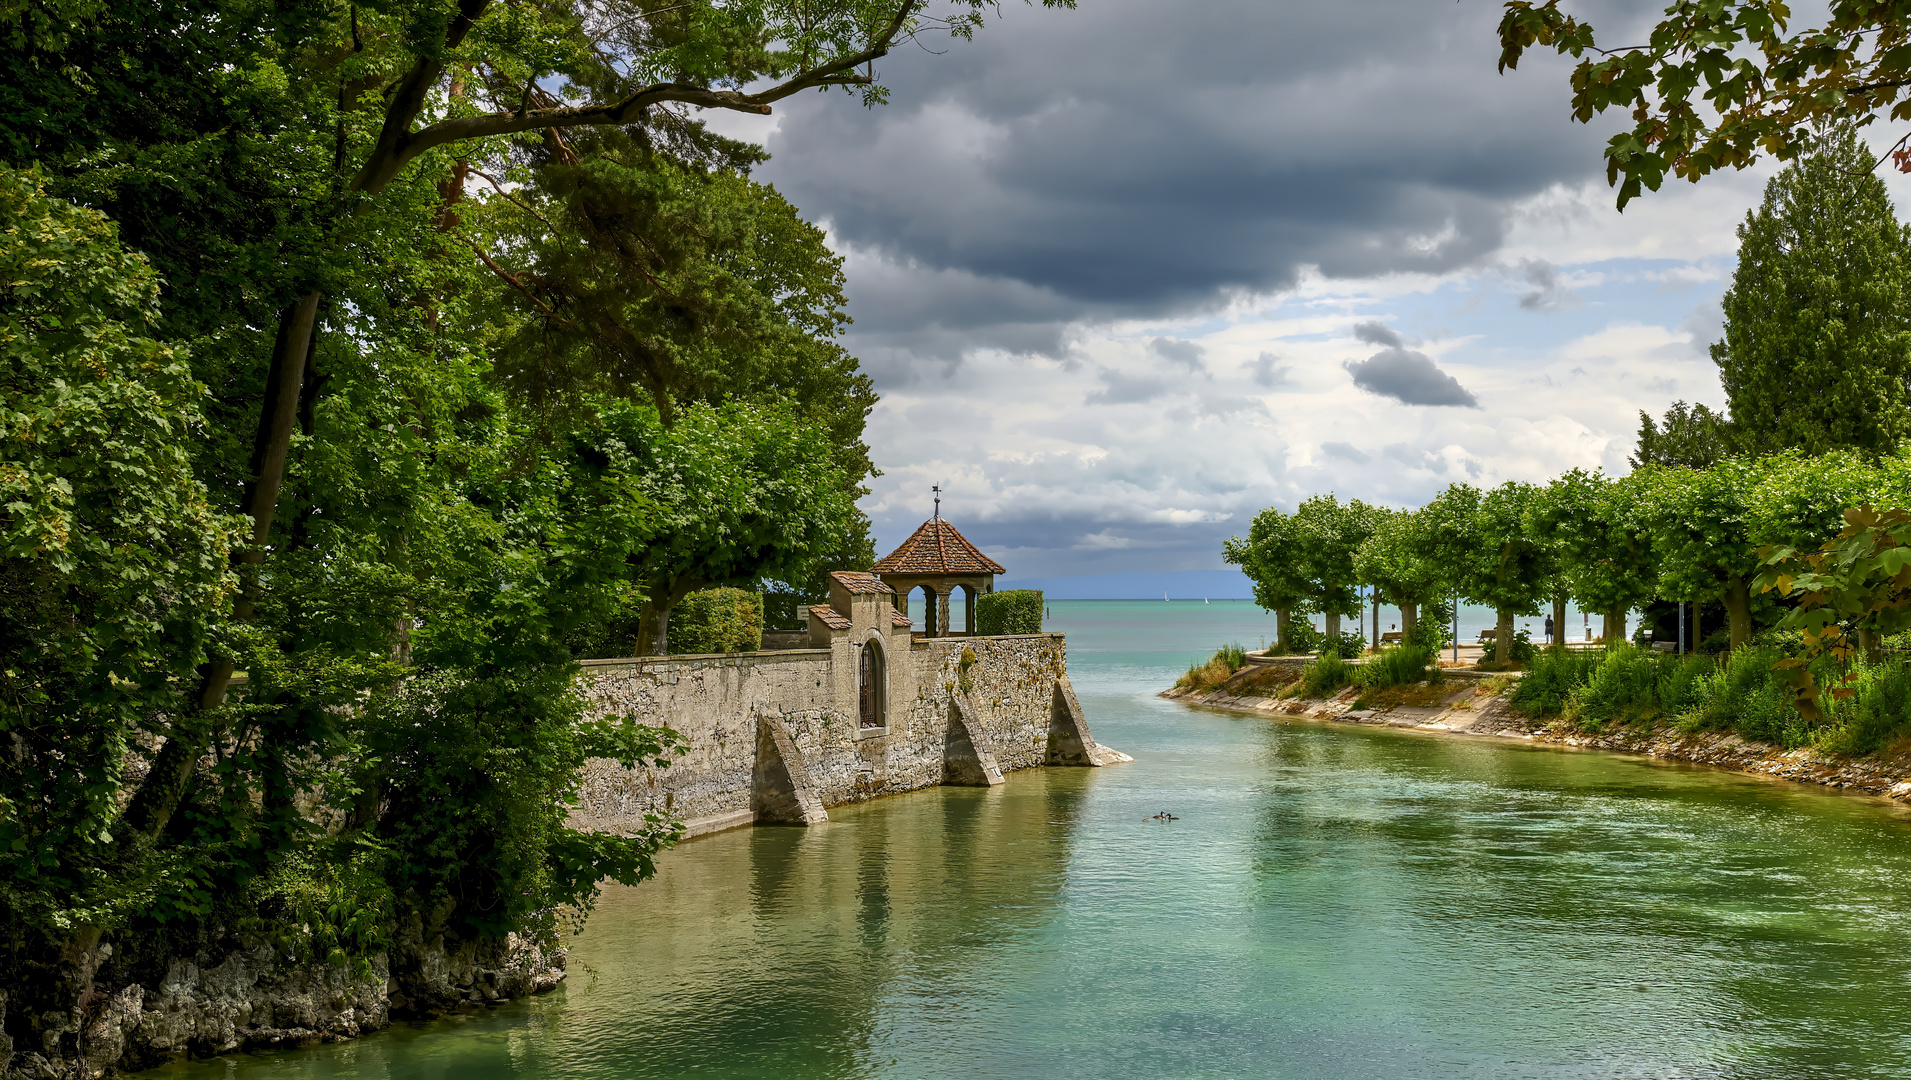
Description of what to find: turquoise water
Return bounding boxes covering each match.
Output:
[162,600,1911,1079]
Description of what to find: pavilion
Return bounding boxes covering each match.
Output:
[870,515,1005,637]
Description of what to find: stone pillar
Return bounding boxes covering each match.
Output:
[1046,676,1133,767]
[944,693,1005,786]
[936,585,952,637]
[752,713,828,825]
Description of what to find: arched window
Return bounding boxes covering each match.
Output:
[859,638,886,729]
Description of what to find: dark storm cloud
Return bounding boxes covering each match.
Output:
[1344,349,1481,408]
[749,0,1654,362]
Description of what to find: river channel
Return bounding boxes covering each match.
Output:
[160,600,1911,1079]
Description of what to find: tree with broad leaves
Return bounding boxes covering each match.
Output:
[1292,494,1381,644]
[1528,469,1655,646]
[1354,507,1448,646]
[1497,1,1911,207]
[1225,506,1315,653]
[1756,505,1911,719]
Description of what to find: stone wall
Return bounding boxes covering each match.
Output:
[572,633,1125,838]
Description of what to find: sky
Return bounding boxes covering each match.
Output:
[706,0,1911,595]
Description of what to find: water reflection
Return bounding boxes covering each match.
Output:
[154,606,1911,1080]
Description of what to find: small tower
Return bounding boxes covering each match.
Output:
[871,514,1005,637]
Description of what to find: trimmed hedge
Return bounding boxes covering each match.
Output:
[976,589,1043,636]
[669,587,763,654]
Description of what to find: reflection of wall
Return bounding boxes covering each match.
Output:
[571,634,1073,835]
[570,772,1090,1075]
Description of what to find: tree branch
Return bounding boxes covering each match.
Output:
[459,235,574,326]
[357,0,918,194]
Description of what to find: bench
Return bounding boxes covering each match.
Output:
[1380,631,1404,644]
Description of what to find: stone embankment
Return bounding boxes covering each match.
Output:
[3,930,563,1080]
[1163,662,1911,801]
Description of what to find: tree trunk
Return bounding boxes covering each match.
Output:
[1495,608,1515,665]
[1325,611,1341,642]
[634,575,702,656]
[641,602,670,656]
[1859,626,1884,665]
[1371,596,1379,653]
[1275,608,1291,653]
[1401,602,1418,643]
[1603,609,1625,647]
[1721,579,1753,652]
[1552,596,1567,651]
[121,290,321,843]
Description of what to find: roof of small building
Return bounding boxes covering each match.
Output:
[890,610,913,628]
[829,570,894,594]
[808,604,851,630]
[870,518,1007,576]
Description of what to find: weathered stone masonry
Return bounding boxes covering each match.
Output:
[571,571,1128,839]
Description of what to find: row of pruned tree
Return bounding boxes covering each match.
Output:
[1227,451,1911,665]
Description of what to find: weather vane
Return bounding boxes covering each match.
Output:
[932,483,941,520]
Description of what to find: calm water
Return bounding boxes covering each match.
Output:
[165,600,1911,1079]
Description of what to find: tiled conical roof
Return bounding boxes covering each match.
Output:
[871,519,1006,576]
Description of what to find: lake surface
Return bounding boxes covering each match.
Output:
[165,600,1911,1079]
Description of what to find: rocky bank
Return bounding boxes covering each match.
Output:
[3,926,564,1080]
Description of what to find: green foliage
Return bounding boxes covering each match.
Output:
[1818,659,1911,756]
[1511,649,1605,718]
[0,164,241,935]
[1496,2,1911,208]
[1407,598,1452,651]
[976,589,1043,636]
[1300,652,1353,698]
[1715,124,1911,457]
[1282,619,1324,655]
[1224,505,1316,648]
[1293,493,1381,626]
[1679,647,1812,747]
[1356,507,1449,638]
[1358,646,1439,691]
[1632,401,1736,469]
[668,588,762,654]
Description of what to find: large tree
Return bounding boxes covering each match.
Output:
[1713,124,1911,456]
[1292,494,1380,644]
[1224,506,1314,652]
[1354,507,1447,645]
[1528,469,1655,646]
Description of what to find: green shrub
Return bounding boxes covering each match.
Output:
[1677,647,1808,746]
[1284,620,1323,654]
[1571,645,1666,728]
[1405,602,1449,652]
[1819,660,1911,756]
[1509,648,1602,717]
[1301,652,1353,697]
[1359,645,1438,690]
[976,589,1043,635]
[669,588,762,654]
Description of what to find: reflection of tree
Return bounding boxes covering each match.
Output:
[569,771,1089,1073]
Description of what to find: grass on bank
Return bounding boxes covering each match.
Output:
[1176,643,1250,692]
[1510,643,1911,756]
